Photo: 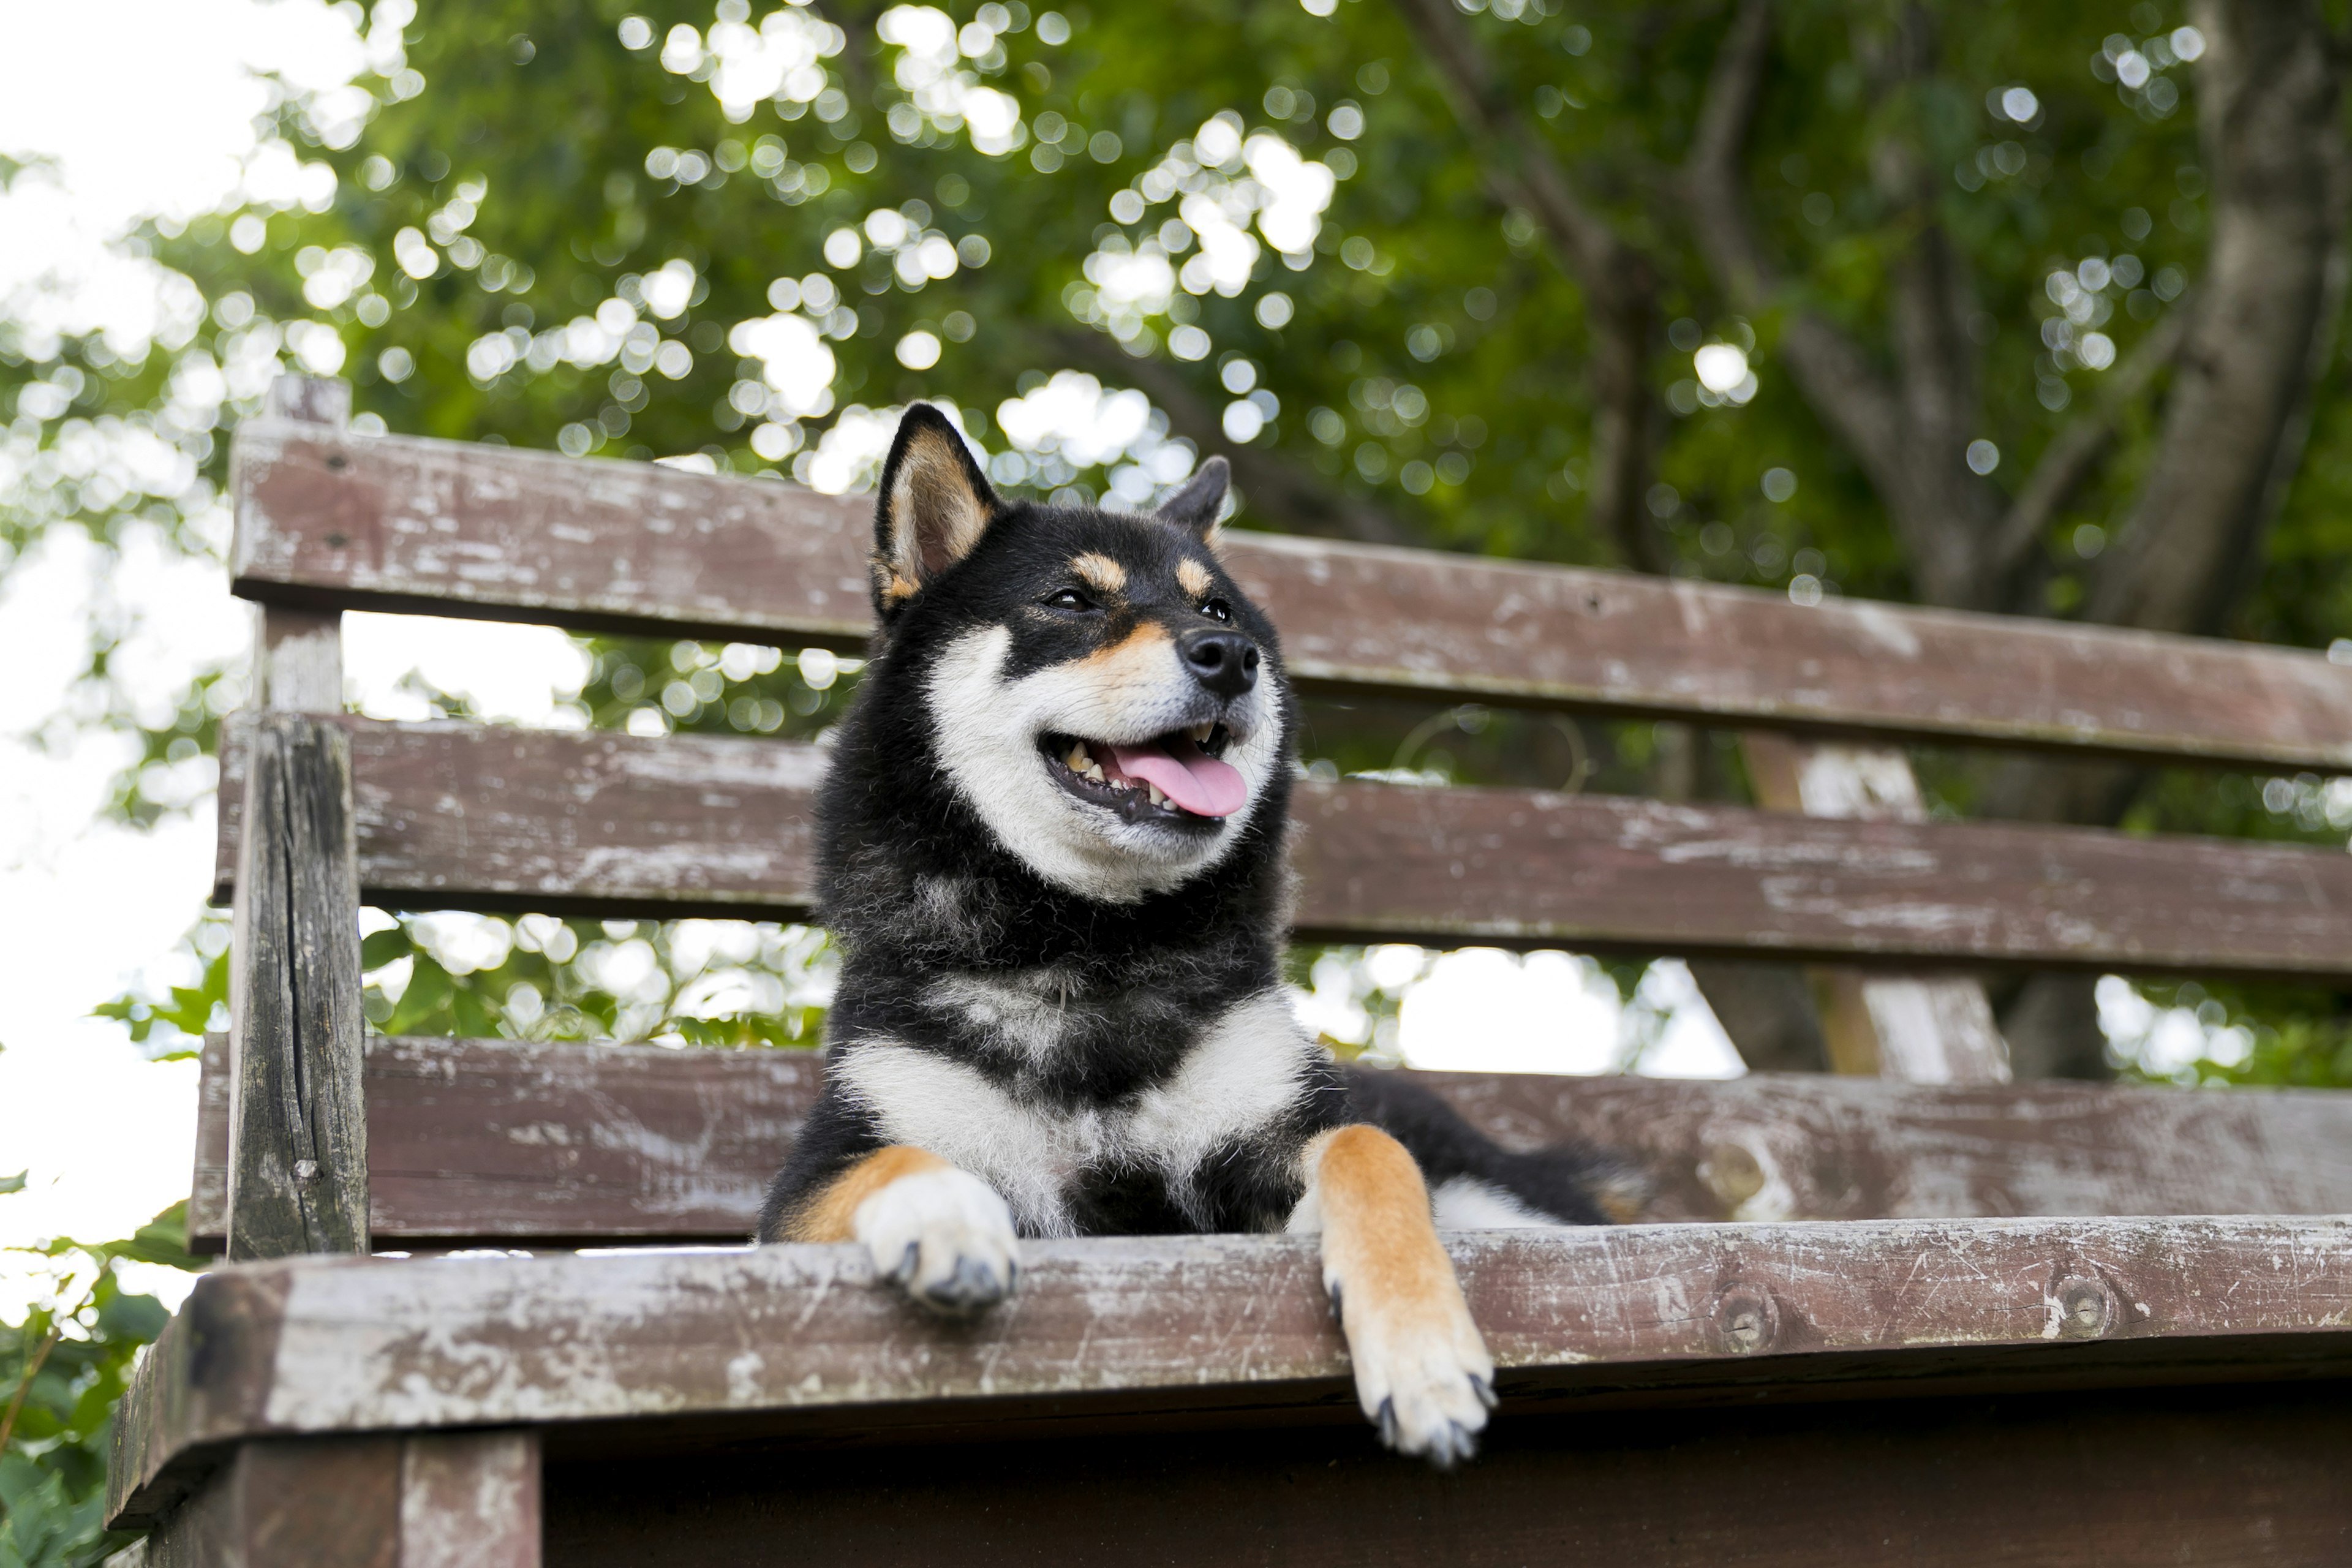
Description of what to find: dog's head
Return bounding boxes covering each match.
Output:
[858,404,1289,904]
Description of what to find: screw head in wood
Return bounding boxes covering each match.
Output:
[293,1159,321,1184]
[1713,1282,1781,1354]
[2053,1274,2114,1340]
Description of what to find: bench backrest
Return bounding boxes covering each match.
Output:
[202,379,2352,1257]
[219,405,2352,975]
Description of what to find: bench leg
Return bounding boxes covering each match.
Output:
[400,1431,542,1568]
[129,1431,540,1567]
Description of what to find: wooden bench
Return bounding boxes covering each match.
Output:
[110,377,2352,1564]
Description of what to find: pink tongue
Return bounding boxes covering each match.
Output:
[1104,737,1250,818]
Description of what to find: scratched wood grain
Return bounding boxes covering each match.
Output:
[181,1036,2352,1251]
[230,422,2352,768]
[109,1214,2352,1529]
[212,715,2352,977]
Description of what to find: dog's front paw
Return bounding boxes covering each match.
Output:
[854,1167,1020,1316]
[1336,1281,1496,1469]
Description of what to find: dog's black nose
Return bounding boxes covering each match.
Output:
[1178,627,1259,699]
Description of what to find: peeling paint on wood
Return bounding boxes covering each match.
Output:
[229,424,2352,769]
[1744,734,2011,1085]
[181,1038,2352,1250]
[109,1215,2352,1529]
[211,717,2352,978]
[399,1430,540,1568]
[127,1435,399,1567]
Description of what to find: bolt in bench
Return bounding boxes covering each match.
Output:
[109,377,2352,1564]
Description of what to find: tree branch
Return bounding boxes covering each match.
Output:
[1686,2,1904,516]
[1390,0,1669,573]
[1687,0,2007,607]
[2084,0,2350,635]
[1985,301,2193,595]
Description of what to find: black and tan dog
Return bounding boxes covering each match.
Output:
[760,405,1618,1464]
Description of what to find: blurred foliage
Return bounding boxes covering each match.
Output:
[2114,978,2352,1089]
[15,0,2352,1084]
[91,926,227,1063]
[358,910,835,1048]
[0,1206,200,1568]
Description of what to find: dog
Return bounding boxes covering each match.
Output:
[759,404,1621,1465]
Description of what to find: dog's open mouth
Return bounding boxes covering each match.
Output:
[1041,723,1245,826]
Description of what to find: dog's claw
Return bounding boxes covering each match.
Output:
[1427,1421,1479,1470]
[856,1167,1020,1318]
[919,1254,1005,1314]
[1342,1291,1496,1467]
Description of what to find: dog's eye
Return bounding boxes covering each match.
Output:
[1200,598,1234,624]
[1044,587,1096,611]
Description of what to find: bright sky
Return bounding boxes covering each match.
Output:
[0,0,2226,1318]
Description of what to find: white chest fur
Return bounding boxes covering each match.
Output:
[829,989,1314,1235]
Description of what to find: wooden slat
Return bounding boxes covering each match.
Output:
[399,1431,541,1568]
[1744,734,2011,1084]
[131,1437,401,1568]
[225,715,369,1259]
[229,421,2352,769]
[186,1035,2352,1251]
[189,1035,821,1250]
[108,1215,2352,1528]
[213,717,2352,978]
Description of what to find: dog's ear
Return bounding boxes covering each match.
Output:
[872,404,1000,614]
[1156,456,1230,541]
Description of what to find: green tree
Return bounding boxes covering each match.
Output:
[13,0,2352,1087]
[0,1206,198,1568]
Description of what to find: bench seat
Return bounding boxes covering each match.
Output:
[111,1216,2352,1561]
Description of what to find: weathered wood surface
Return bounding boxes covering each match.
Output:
[187,1034,821,1249]
[230,421,2352,768]
[546,1387,2352,1566]
[225,715,369,1260]
[213,716,2352,978]
[399,1430,541,1568]
[119,1430,538,1568]
[262,372,350,428]
[186,1035,2352,1250]
[109,1215,2352,1529]
[252,605,343,715]
[128,1436,401,1568]
[1743,733,2011,1084]
[213,717,827,918]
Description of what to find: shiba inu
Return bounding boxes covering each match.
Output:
[760,404,1620,1465]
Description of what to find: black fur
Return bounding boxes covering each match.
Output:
[758,407,1617,1243]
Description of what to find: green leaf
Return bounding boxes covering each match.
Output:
[361,927,415,970]
[91,1293,167,1347]
[0,1172,24,1196]
[108,1202,202,1272]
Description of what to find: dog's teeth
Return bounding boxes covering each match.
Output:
[1147,783,1167,807]
[1084,763,1106,782]
[1066,742,1093,771]
[1189,722,1213,743]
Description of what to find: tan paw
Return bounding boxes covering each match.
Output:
[1333,1276,1496,1468]
[853,1167,1020,1316]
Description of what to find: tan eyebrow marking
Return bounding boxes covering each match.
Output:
[1176,558,1213,597]
[1071,552,1127,594]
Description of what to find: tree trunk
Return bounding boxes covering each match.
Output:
[1688,0,2348,1076]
